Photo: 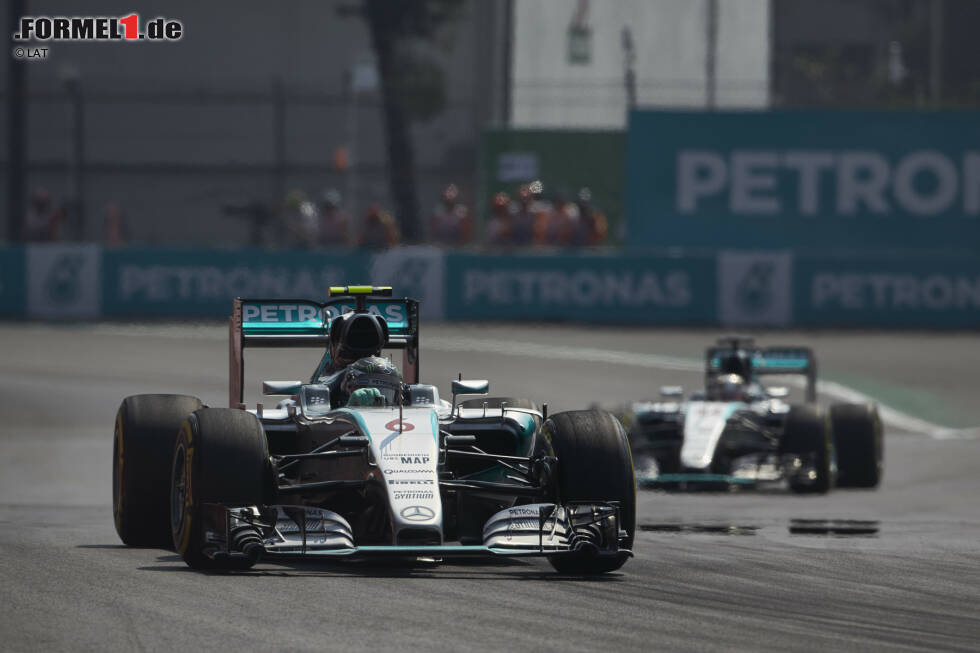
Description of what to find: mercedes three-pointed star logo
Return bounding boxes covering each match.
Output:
[400,505,435,521]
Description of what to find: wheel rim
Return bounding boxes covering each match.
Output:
[113,417,124,530]
[171,443,187,534]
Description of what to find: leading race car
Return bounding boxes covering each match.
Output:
[112,286,635,574]
[623,337,883,493]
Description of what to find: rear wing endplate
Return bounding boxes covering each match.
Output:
[229,296,420,406]
[706,346,817,403]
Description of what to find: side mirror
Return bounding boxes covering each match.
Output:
[451,379,489,397]
[767,386,789,398]
[262,380,303,396]
[659,385,684,398]
[451,379,489,416]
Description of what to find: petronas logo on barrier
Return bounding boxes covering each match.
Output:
[735,261,774,314]
[392,258,430,301]
[370,247,445,321]
[719,252,792,327]
[44,254,83,305]
[26,244,101,319]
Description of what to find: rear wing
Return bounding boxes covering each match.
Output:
[228,295,420,407]
[706,346,817,403]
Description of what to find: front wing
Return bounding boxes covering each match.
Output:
[198,502,631,564]
[635,453,815,490]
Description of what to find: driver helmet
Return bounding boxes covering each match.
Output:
[709,373,747,401]
[329,311,389,369]
[720,351,753,379]
[342,356,402,406]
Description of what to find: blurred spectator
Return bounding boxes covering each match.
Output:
[25,189,52,241]
[222,199,276,247]
[573,187,608,246]
[24,188,68,242]
[486,191,514,246]
[104,202,128,247]
[536,190,578,246]
[358,203,400,250]
[318,188,349,247]
[282,189,318,249]
[430,184,473,246]
[512,181,548,246]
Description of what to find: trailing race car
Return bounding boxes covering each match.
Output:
[112,286,634,574]
[623,337,883,493]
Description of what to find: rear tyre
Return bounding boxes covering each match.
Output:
[831,403,883,488]
[113,394,203,547]
[460,397,540,412]
[781,405,832,494]
[542,410,635,574]
[171,408,268,570]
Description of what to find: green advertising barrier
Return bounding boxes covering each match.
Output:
[0,247,26,317]
[445,252,716,323]
[480,129,625,241]
[794,254,980,328]
[0,244,973,328]
[102,247,370,317]
[626,110,980,251]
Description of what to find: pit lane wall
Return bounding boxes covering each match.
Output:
[1,245,979,328]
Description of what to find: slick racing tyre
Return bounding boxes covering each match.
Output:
[171,408,269,570]
[781,405,832,494]
[460,397,540,412]
[831,403,883,488]
[113,394,203,547]
[543,410,635,574]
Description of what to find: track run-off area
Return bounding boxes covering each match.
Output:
[1,323,978,651]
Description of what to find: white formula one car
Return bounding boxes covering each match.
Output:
[624,337,883,493]
[113,286,634,573]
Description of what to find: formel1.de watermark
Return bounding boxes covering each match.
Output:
[11,13,183,61]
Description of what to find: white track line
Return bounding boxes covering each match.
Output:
[427,336,979,440]
[82,325,977,439]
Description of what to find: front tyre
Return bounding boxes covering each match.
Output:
[171,408,269,570]
[542,410,635,574]
[831,403,883,488]
[113,394,203,546]
[781,405,832,494]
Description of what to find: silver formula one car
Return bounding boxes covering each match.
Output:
[624,337,883,493]
[112,286,634,574]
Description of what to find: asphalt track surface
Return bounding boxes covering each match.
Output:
[1,323,978,652]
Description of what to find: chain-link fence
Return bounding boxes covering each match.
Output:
[3,85,480,246]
